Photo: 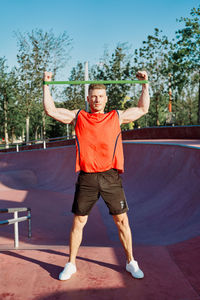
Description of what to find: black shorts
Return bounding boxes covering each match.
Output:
[72,168,129,216]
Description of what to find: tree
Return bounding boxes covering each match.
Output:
[134,28,174,126]
[0,58,24,146]
[0,57,9,146]
[62,62,85,110]
[173,78,198,125]
[15,29,72,142]
[92,44,133,114]
[173,6,200,123]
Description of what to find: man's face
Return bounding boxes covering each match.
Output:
[87,89,108,113]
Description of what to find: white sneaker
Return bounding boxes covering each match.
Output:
[59,262,77,280]
[126,260,144,279]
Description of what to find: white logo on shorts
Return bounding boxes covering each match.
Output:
[120,201,126,209]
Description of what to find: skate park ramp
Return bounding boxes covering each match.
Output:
[0,140,200,300]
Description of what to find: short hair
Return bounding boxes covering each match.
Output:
[88,84,106,93]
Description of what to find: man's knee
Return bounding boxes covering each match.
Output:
[73,214,88,230]
[113,212,129,228]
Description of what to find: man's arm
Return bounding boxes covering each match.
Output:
[43,71,78,124]
[118,71,150,125]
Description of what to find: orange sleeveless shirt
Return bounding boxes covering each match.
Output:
[75,110,124,173]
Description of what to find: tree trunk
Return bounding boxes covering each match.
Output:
[188,97,192,125]
[11,127,16,144]
[4,96,9,148]
[66,124,69,138]
[22,127,25,142]
[42,111,46,140]
[156,94,160,126]
[198,69,200,124]
[35,126,39,141]
[26,115,30,144]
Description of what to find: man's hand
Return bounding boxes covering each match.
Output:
[118,70,150,125]
[44,71,52,82]
[136,71,148,81]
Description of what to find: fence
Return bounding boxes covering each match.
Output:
[0,135,76,153]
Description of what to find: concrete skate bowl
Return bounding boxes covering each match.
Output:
[0,142,199,248]
[0,139,200,299]
[123,142,200,245]
[0,146,78,246]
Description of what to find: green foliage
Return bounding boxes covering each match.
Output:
[1,6,200,144]
[173,84,198,125]
[92,44,133,112]
[134,28,173,126]
[175,7,200,68]
[62,62,85,110]
[0,58,24,141]
[172,6,200,123]
[15,28,72,140]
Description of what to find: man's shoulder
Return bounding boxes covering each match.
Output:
[106,109,119,116]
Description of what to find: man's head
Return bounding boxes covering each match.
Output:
[87,84,108,113]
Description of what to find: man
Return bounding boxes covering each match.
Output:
[43,70,150,280]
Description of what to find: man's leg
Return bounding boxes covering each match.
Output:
[69,214,88,264]
[59,214,88,280]
[113,212,144,279]
[112,212,133,263]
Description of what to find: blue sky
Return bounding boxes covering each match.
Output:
[0,0,199,78]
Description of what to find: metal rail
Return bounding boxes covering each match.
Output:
[0,135,76,152]
[0,207,31,248]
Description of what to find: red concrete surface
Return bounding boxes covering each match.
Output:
[0,141,200,300]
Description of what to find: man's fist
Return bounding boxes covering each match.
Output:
[44,71,52,81]
[136,71,148,81]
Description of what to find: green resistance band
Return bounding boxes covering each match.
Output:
[43,80,149,85]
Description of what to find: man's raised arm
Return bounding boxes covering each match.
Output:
[118,71,150,125]
[43,71,78,124]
